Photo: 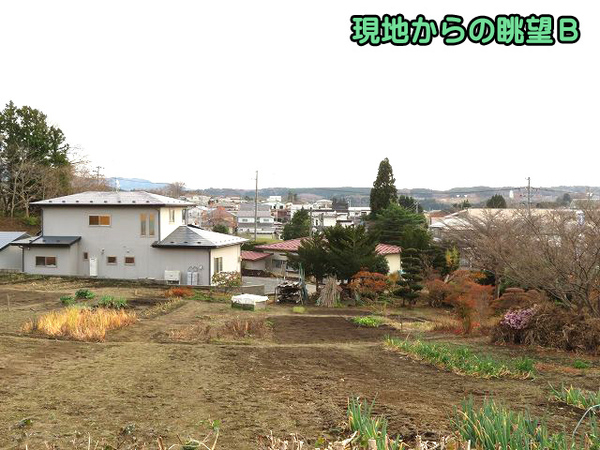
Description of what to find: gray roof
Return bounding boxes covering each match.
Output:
[237,209,273,218]
[33,191,194,207]
[12,235,81,247]
[0,231,29,251]
[154,226,247,249]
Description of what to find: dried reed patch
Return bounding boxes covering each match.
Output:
[21,307,137,341]
[170,316,272,343]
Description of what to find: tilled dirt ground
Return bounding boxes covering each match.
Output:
[0,281,598,449]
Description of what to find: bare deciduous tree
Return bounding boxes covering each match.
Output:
[447,207,600,317]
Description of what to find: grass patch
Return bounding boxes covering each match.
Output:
[453,397,599,450]
[352,315,385,328]
[292,306,306,314]
[192,290,230,303]
[385,337,534,379]
[551,384,600,410]
[22,307,137,341]
[97,295,128,309]
[574,359,591,370]
[75,288,95,300]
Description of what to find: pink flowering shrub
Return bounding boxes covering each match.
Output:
[501,306,538,330]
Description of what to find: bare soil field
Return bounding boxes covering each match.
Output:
[0,278,598,449]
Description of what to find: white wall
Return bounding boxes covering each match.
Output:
[159,207,186,240]
[0,246,23,270]
[23,244,79,276]
[210,245,241,283]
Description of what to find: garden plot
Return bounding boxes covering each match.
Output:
[0,280,598,449]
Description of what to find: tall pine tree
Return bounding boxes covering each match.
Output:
[370,158,398,215]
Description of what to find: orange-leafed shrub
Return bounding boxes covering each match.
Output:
[450,282,493,334]
[425,279,454,307]
[165,287,194,298]
[349,269,389,300]
[427,270,493,334]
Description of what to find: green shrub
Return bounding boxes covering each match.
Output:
[347,398,404,450]
[292,306,306,314]
[97,295,128,309]
[452,397,599,450]
[352,315,385,328]
[60,296,75,306]
[385,337,534,379]
[75,289,95,300]
[550,384,600,410]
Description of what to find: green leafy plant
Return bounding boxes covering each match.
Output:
[550,384,600,410]
[352,316,385,328]
[347,398,405,450]
[452,397,599,450]
[97,295,128,309]
[292,306,306,314]
[385,337,534,379]
[60,295,75,306]
[75,289,95,300]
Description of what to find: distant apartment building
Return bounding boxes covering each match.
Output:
[236,205,275,236]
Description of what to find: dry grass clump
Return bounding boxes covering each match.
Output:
[170,317,272,342]
[21,307,137,341]
[141,298,185,318]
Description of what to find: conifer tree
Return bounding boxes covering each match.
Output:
[370,158,398,215]
[395,248,424,306]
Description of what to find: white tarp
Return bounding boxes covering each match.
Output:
[231,294,269,305]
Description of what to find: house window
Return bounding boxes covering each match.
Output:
[107,256,117,265]
[124,256,135,265]
[140,213,156,237]
[214,257,223,274]
[149,213,155,236]
[83,252,89,260]
[169,209,175,223]
[36,256,57,267]
[89,215,111,226]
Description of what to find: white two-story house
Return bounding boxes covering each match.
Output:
[12,191,246,285]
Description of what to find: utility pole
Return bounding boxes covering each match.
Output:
[526,177,531,215]
[254,170,258,241]
[95,166,103,180]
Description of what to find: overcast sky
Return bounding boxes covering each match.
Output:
[1,1,598,191]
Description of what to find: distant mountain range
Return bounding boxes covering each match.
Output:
[109,178,168,191]
[110,177,600,209]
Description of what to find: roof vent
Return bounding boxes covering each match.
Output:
[62,200,65,203]
[118,200,122,203]
[49,200,53,203]
[132,201,136,203]
[90,201,94,203]
[76,200,79,203]
[104,200,108,203]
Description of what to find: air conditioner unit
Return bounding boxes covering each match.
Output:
[164,270,181,285]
